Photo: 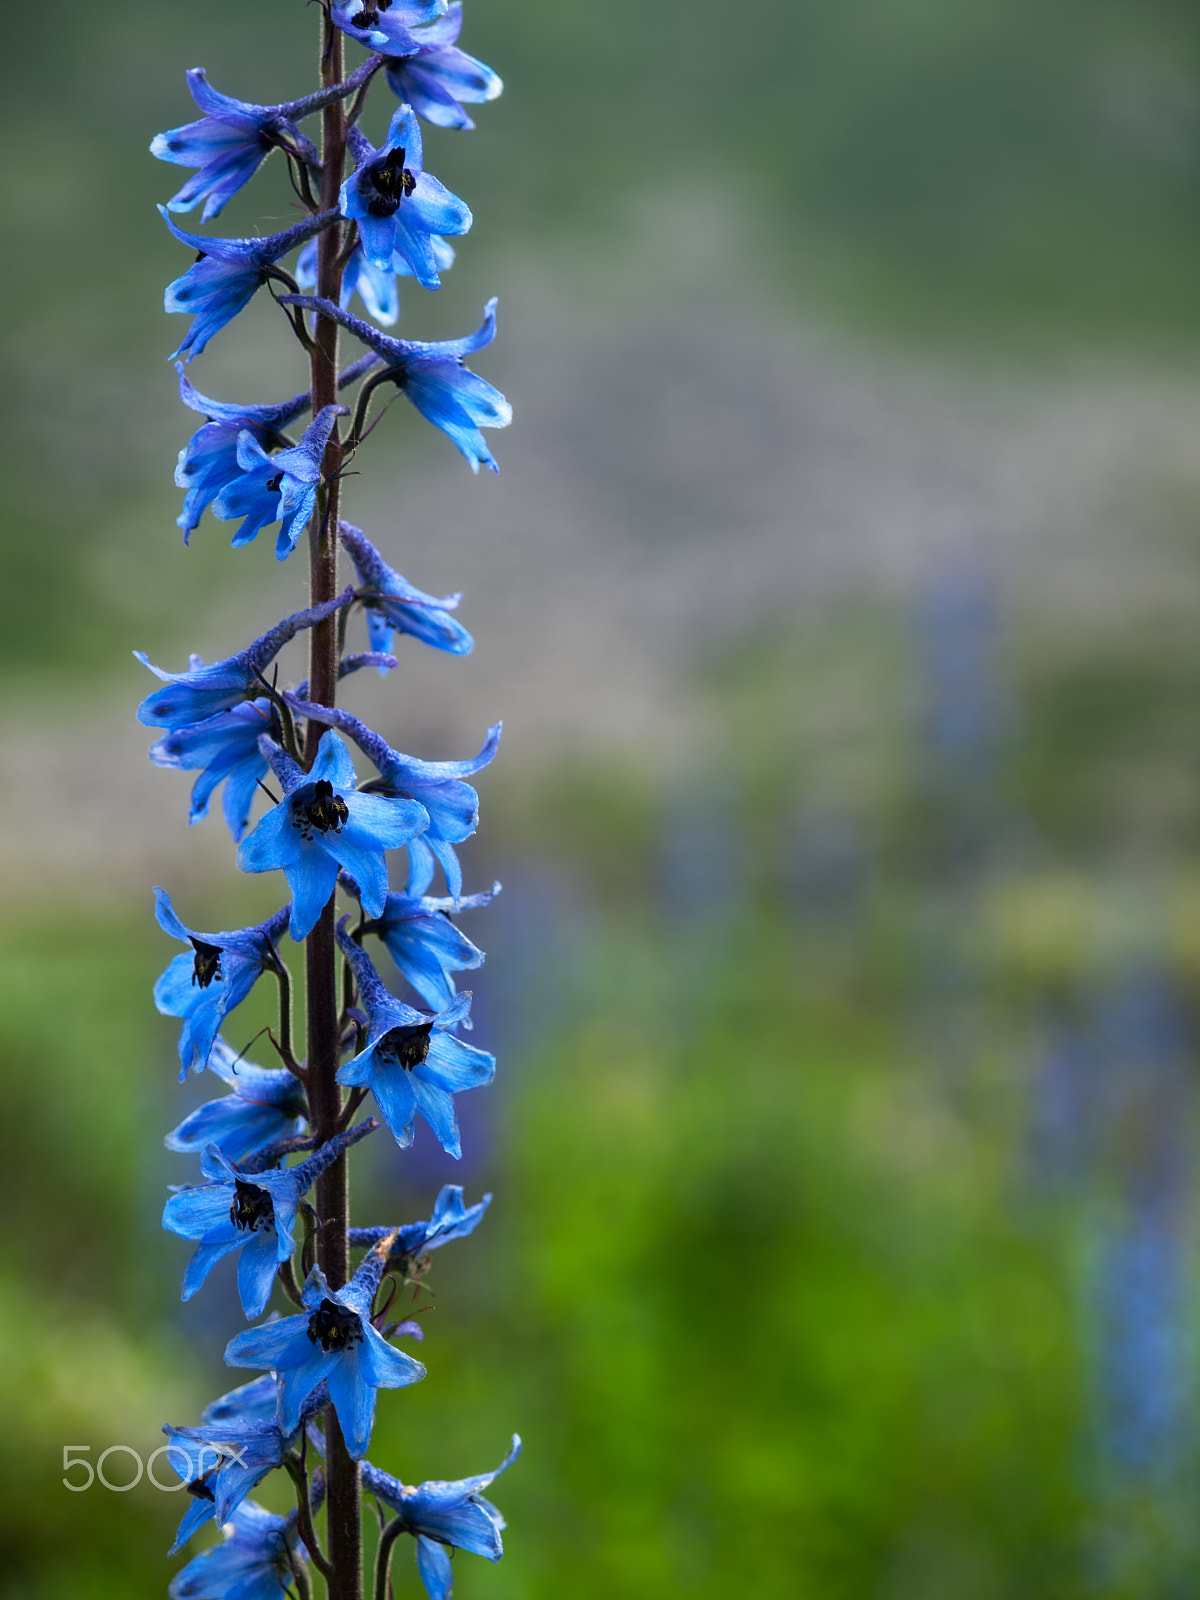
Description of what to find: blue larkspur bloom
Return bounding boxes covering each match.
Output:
[164,1121,377,1318]
[385,4,503,130]
[348,1182,492,1262]
[341,108,470,286]
[162,207,338,363]
[135,592,351,733]
[150,651,395,843]
[362,1436,521,1600]
[331,0,447,59]
[173,354,377,540]
[169,1498,306,1600]
[280,294,509,471]
[154,890,290,1079]
[151,697,276,842]
[284,701,500,900]
[237,730,428,940]
[296,233,456,327]
[339,521,472,660]
[164,1376,292,1553]
[336,923,494,1158]
[211,404,346,560]
[346,873,496,1013]
[165,1036,308,1165]
[225,1234,425,1460]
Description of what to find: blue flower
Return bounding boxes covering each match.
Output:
[336,923,494,1158]
[169,1499,306,1600]
[362,1436,521,1600]
[348,1182,492,1261]
[385,4,503,130]
[149,651,396,843]
[151,697,275,842]
[283,701,500,900]
[279,294,509,471]
[162,207,338,363]
[163,1376,302,1553]
[153,890,290,1079]
[238,730,428,940]
[296,233,456,327]
[135,591,350,733]
[165,1036,308,1166]
[339,521,472,659]
[347,876,496,1014]
[331,0,447,59]
[225,1234,425,1460]
[211,404,346,560]
[340,108,470,285]
[164,1121,377,1318]
[173,355,377,540]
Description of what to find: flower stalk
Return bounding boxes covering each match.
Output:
[146,2,519,1596]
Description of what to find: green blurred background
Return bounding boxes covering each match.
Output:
[8,0,1200,1594]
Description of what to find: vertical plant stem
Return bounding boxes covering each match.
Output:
[306,12,361,1600]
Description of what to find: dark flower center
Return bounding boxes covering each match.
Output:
[290,778,349,841]
[190,938,224,989]
[230,1179,275,1233]
[265,472,283,493]
[185,1474,216,1502]
[307,1297,363,1352]
[350,8,378,26]
[377,1022,433,1072]
[366,147,416,218]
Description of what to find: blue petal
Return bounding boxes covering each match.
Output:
[415,1536,454,1600]
[285,846,341,941]
[238,1228,284,1320]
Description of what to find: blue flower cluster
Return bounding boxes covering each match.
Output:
[146,5,519,1595]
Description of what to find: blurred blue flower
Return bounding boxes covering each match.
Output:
[212,404,346,560]
[349,1182,492,1262]
[331,0,446,59]
[284,700,499,900]
[153,890,290,1079]
[340,107,470,285]
[164,1121,376,1318]
[238,730,428,939]
[280,294,509,471]
[151,697,275,842]
[362,1436,521,1600]
[337,922,494,1158]
[165,1036,307,1167]
[135,591,350,733]
[339,520,472,659]
[385,4,502,130]
[169,1498,305,1600]
[225,1234,425,1460]
[161,207,338,363]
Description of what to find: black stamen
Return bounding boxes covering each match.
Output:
[377,1022,433,1072]
[350,8,378,25]
[290,778,349,840]
[307,1297,363,1352]
[190,938,224,989]
[365,147,416,218]
[230,1179,275,1233]
[266,473,283,492]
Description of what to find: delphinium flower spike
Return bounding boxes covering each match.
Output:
[146,1,518,1592]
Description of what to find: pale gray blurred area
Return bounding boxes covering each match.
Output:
[2,198,1198,900]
